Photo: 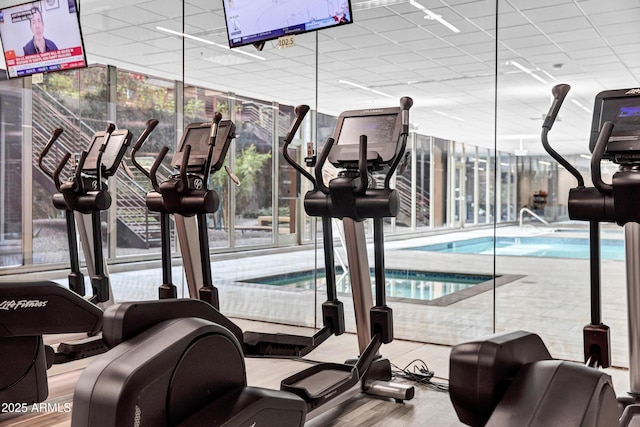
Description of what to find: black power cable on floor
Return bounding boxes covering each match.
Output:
[391,359,449,393]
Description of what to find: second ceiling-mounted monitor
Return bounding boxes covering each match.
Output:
[222,0,353,49]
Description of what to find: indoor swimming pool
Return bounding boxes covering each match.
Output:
[411,236,625,260]
[244,269,494,303]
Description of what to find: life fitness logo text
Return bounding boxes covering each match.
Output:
[0,300,48,311]
[625,88,640,95]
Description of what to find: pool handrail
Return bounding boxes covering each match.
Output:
[519,207,555,231]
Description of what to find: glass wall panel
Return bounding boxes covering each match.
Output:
[176,4,320,329]
[32,66,108,267]
[415,134,431,228]
[432,137,449,229]
[499,152,514,222]
[317,0,498,345]
[115,70,176,257]
[232,95,274,247]
[496,0,639,385]
[0,1,513,351]
[477,148,489,224]
[452,142,464,227]
[395,136,412,231]
[465,145,477,225]
[0,79,23,268]
[276,104,298,243]
[182,86,231,250]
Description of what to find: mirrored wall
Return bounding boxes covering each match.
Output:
[0,0,638,370]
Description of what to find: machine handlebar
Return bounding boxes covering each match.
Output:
[208,112,223,145]
[383,96,413,189]
[591,121,614,194]
[131,119,159,153]
[282,105,315,187]
[130,119,160,181]
[288,105,310,141]
[100,123,117,152]
[354,135,368,195]
[92,123,117,191]
[203,112,224,182]
[315,138,334,195]
[74,150,89,193]
[178,144,191,193]
[149,146,170,192]
[38,128,64,178]
[400,96,413,134]
[53,152,72,192]
[541,84,585,187]
[543,84,571,130]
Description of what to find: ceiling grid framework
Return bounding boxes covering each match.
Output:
[29,0,640,154]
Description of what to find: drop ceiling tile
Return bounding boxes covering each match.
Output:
[576,0,640,14]
[518,3,582,22]
[448,1,497,19]
[504,35,553,49]
[587,8,640,26]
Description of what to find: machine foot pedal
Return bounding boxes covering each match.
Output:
[281,363,359,411]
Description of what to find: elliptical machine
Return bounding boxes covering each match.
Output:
[131,113,235,305]
[0,120,157,406]
[448,85,640,426]
[279,97,416,410]
[70,97,415,426]
[131,110,347,358]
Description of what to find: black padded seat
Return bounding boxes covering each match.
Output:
[487,359,619,427]
[449,330,552,426]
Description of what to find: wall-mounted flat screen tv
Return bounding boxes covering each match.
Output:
[222,0,353,49]
[0,0,87,79]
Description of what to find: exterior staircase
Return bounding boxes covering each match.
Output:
[31,85,166,249]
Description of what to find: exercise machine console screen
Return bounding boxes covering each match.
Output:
[590,89,640,159]
[329,107,402,167]
[84,129,132,176]
[171,120,235,173]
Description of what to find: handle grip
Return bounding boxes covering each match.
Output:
[354,135,368,195]
[203,112,224,180]
[131,119,160,180]
[283,105,315,186]
[400,96,413,134]
[38,127,64,181]
[384,97,413,189]
[315,138,334,195]
[178,144,191,193]
[100,123,116,152]
[75,150,89,193]
[52,152,72,192]
[150,146,170,192]
[543,84,571,130]
[591,121,614,194]
[286,105,310,142]
[541,84,584,187]
[132,119,159,152]
[209,112,223,143]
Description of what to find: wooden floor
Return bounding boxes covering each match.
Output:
[0,318,462,427]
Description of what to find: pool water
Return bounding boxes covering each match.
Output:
[412,236,625,260]
[245,269,492,302]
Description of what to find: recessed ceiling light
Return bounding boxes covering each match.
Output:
[156,26,265,61]
[352,0,406,10]
[409,0,460,33]
[506,60,547,85]
[337,80,394,98]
